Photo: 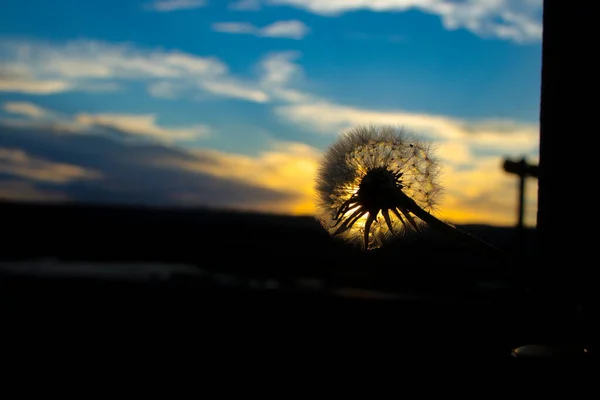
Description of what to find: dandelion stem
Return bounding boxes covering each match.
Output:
[403,196,513,264]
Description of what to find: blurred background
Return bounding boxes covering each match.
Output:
[0,0,542,229]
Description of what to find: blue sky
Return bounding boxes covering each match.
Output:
[0,0,543,226]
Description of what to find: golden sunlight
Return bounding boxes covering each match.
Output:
[157,139,535,227]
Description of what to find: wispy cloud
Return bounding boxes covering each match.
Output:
[258,51,312,103]
[1,101,211,144]
[198,80,269,103]
[0,147,102,184]
[147,81,181,99]
[2,101,50,119]
[0,38,270,103]
[274,101,539,156]
[262,0,543,43]
[228,0,262,11]
[212,20,310,39]
[0,64,72,93]
[143,0,206,12]
[0,39,307,104]
[75,113,211,142]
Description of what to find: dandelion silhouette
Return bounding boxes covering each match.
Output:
[315,124,511,262]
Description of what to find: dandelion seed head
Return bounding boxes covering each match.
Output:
[315,124,444,250]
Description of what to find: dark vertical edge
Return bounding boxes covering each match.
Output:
[538,0,594,308]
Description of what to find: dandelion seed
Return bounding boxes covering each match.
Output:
[315,124,443,250]
[314,124,512,263]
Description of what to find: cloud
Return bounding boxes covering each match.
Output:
[259,51,303,87]
[0,79,72,94]
[155,141,322,215]
[1,123,296,212]
[144,0,206,12]
[439,157,538,227]
[229,0,262,10]
[2,101,50,119]
[0,39,311,105]
[3,39,226,78]
[147,81,180,99]
[1,101,211,144]
[0,180,69,202]
[264,0,543,43]
[198,80,270,103]
[0,65,72,93]
[0,38,269,103]
[257,51,312,103]
[275,101,539,156]
[0,147,102,184]
[212,20,310,39]
[75,114,211,142]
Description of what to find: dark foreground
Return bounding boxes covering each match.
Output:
[1,201,594,361]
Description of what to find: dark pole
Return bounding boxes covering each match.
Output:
[517,158,525,231]
[503,157,537,258]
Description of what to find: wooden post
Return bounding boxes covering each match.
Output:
[503,158,539,230]
[503,158,538,257]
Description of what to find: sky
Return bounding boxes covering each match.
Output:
[0,0,543,227]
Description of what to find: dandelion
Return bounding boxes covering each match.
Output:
[315,124,511,262]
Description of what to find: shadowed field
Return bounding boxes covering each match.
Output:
[1,201,592,361]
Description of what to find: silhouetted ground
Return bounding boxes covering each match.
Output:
[0,200,536,281]
[0,201,593,360]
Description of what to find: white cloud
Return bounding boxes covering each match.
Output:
[0,81,68,94]
[258,51,313,103]
[0,38,272,103]
[0,39,313,104]
[265,0,543,43]
[212,20,310,39]
[2,101,50,118]
[260,20,311,39]
[0,39,225,82]
[75,113,211,142]
[147,81,181,99]
[144,0,206,11]
[274,100,539,157]
[259,51,302,87]
[0,64,72,94]
[198,80,270,103]
[229,0,262,10]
